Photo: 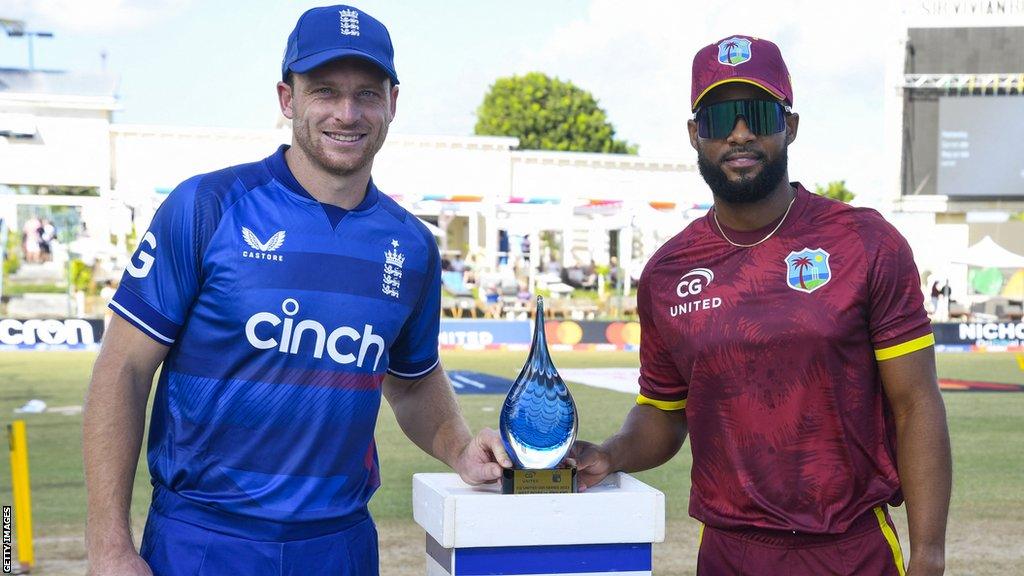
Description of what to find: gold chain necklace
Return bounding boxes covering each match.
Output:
[713,195,797,248]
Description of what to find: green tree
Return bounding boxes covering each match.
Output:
[814,180,855,203]
[475,72,637,154]
[70,259,96,294]
[3,230,19,276]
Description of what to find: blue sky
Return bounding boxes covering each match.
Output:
[0,0,900,203]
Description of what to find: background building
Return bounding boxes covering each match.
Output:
[888,3,1024,226]
[2,65,707,308]
[883,0,1024,303]
[4,2,1024,319]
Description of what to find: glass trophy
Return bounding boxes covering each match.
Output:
[499,296,578,494]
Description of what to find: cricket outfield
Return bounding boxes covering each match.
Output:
[0,350,1021,575]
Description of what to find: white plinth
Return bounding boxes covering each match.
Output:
[412,472,665,576]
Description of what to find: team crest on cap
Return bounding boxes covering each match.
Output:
[785,248,831,293]
[718,37,752,66]
[339,8,360,36]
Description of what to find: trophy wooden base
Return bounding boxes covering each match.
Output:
[500,467,578,494]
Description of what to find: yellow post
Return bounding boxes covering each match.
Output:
[8,420,34,571]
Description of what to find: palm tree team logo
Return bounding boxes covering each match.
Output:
[785,248,832,293]
[717,37,752,67]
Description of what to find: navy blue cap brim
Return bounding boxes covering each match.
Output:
[285,48,399,85]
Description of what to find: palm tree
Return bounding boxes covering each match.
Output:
[724,40,738,63]
[792,256,812,289]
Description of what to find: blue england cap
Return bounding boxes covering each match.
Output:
[282,5,399,84]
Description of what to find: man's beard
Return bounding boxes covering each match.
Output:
[294,122,385,177]
[697,146,788,204]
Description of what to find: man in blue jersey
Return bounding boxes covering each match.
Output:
[83,6,511,575]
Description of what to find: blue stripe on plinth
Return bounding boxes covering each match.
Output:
[453,542,651,575]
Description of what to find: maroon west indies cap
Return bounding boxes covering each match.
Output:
[690,35,793,111]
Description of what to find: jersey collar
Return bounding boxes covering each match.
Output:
[266,144,380,213]
[707,182,810,245]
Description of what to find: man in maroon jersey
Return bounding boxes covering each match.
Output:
[572,35,951,575]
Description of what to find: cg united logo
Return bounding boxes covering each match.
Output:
[676,268,714,298]
[670,268,722,317]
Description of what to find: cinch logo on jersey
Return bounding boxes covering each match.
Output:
[245,298,386,370]
[242,227,286,262]
[671,268,722,317]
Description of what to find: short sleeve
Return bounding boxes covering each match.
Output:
[387,231,441,379]
[636,270,688,410]
[867,223,934,361]
[109,177,201,345]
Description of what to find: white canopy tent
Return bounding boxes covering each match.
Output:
[949,236,1024,269]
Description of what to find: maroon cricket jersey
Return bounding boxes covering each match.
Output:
[637,184,934,534]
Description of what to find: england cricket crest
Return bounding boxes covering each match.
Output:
[339,8,360,36]
[382,239,404,298]
[785,248,831,293]
[718,37,752,67]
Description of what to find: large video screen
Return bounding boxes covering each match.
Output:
[937,97,1024,198]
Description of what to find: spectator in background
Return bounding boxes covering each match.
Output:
[513,255,528,281]
[609,256,622,292]
[451,252,466,273]
[938,280,952,322]
[482,278,501,318]
[564,260,597,290]
[498,230,509,265]
[517,279,531,303]
[583,262,598,290]
[22,216,41,263]
[99,280,118,327]
[39,219,56,262]
[544,252,563,276]
[463,251,482,286]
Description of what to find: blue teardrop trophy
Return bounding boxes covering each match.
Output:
[499,296,579,494]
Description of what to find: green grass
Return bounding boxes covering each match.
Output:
[0,350,1021,551]
[937,352,1024,384]
[2,283,67,296]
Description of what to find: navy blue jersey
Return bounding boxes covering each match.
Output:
[111,145,440,539]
